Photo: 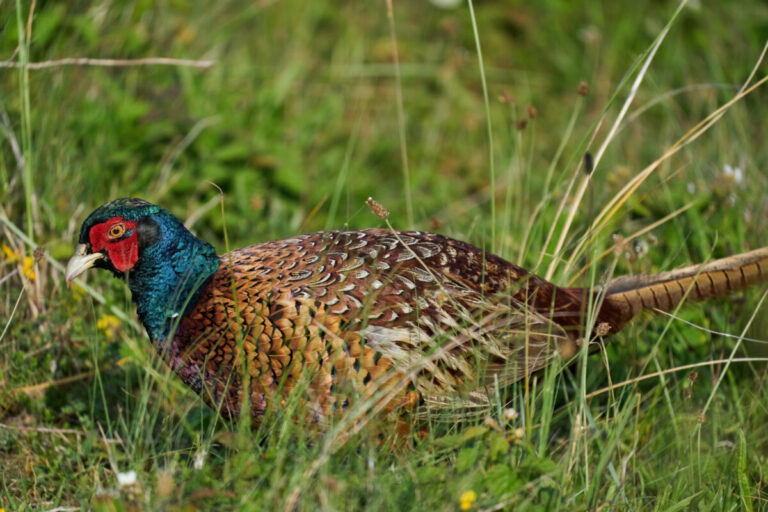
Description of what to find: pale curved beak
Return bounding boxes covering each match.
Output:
[65,244,105,288]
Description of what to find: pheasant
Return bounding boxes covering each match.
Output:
[65,198,768,424]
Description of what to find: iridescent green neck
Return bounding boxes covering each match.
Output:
[127,210,220,342]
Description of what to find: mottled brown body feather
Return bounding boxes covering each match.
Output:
[143,230,768,424]
[158,229,601,422]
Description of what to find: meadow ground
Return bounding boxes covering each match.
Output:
[1,1,768,510]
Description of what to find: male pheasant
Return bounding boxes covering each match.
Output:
[66,198,768,424]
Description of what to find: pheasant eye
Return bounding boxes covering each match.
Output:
[108,224,125,239]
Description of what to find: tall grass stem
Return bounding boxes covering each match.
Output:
[385,0,414,228]
[467,0,496,250]
[15,0,34,238]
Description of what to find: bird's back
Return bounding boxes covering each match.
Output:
[166,229,589,422]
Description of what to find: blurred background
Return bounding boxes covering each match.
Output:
[1,1,765,260]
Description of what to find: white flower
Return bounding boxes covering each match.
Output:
[117,470,137,487]
[194,451,205,470]
[723,164,744,184]
[504,408,519,421]
[687,182,696,194]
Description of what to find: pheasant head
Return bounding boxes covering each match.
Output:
[66,198,220,340]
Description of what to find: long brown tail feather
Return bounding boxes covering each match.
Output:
[599,247,768,332]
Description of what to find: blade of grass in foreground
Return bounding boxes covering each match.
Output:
[385,0,414,229]
[467,0,496,251]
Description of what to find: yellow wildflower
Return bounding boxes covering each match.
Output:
[2,241,20,263]
[22,256,36,281]
[97,314,121,340]
[459,490,477,510]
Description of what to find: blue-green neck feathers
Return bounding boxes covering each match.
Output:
[129,210,220,342]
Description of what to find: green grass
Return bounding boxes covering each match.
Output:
[2,0,768,509]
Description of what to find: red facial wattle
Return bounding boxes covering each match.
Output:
[89,217,140,272]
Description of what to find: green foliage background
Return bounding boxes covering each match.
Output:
[1,1,768,510]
